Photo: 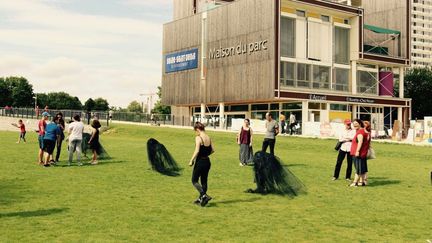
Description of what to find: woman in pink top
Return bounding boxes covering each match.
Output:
[349,119,371,187]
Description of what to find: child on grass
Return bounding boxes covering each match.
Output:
[12,119,26,143]
[88,120,101,165]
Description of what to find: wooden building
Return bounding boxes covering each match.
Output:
[162,0,412,135]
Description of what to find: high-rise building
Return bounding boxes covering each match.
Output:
[411,0,432,67]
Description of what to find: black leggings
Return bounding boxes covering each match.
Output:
[192,157,211,197]
[333,150,353,179]
[262,138,276,155]
[55,139,64,162]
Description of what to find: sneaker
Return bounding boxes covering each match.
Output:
[239,163,244,166]
[345,178,351,181]
[200,194,212,207]
[77,162,83,166]
[193,198,201,205]
[91,161,98,165]
[332,177,338,181]
[43,164,50,167]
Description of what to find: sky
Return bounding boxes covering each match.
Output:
[0,0,172,107]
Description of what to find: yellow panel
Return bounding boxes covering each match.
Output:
[307,12,320,19]
[329,111,352,123]
[333,17,344,24]
[281,6,296,14]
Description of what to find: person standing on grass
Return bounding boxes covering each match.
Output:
[12,119,26,143]
[349,119,371,187]
[332,119,355,181]
[289,113,296,135]
[88,120,101,165]
[279,112,286,135]
[237,118,253,166]
[55,112,65,162]
[189,122,214,207]
[37,112,49,165]
[43,117,61,167]
[67,114,84,166]
[262,113,279,155]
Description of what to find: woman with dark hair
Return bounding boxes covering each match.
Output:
[55,112,65,162]
[88,119,101,165]
[237,118,253,166]
[189,122,214,207]
[349,119,371,187]
[332,119,355,181]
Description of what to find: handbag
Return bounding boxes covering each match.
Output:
[367,147,376,160]
[334,141,343,151]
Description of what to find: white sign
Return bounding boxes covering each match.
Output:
[209,40,268,59]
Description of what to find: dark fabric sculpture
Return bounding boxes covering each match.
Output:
[146,138,181,176]
[247,151,306,196]
[81,133,110,160]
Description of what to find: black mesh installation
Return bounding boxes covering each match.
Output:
[146,138,181,176]
[81,133,110,160]
[247,151,306,196]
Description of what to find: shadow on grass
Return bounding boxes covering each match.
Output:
[367,177,401,187]
[59,159,126,167]
[0,208,69,218]
[283,164,308,167]
[208,197,261,207]
[0,180,26,206]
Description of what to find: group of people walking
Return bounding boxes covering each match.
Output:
[332,119,372,187]
[34,112,101,166]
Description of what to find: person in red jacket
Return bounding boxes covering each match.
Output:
[349,119,371,187]
[12,119,26,143]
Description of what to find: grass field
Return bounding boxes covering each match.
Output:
[1,124,431,242]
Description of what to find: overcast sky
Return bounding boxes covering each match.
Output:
[0,0,172,107]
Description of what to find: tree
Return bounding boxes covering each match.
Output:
[152,86,171,114]
[0,78,13,107]
[84,98,96,111]
[127,100,143,113]
[404,67,432,119]
[36,92,82,110]
[0,76,34,107]
[93,98,109,111]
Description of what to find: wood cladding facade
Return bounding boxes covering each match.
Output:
[162,0,276,106]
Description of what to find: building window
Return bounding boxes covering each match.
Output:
[280,62,295,87]
[334,27,350,64]
[321,15,330,22]
[281,17,295,58]
[333,68,350,92]
[330,104,348,111]
[357,70,378,95]
[312,65,330,89]
[296,10,306,17]
[297,63,311,88]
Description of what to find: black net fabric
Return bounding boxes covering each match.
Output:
[146,138,181,176]
[81,133,110,160]
[247,151,306,196]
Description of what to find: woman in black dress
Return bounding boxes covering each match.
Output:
[189,122,214,207]
[88,120,101,165]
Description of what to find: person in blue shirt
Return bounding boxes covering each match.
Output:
[43,117,61,167]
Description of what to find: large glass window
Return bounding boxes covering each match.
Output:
[280,62,295,87]
[334,27,350,64]
[297,63,311,88]
[333,68,350,92]
[357,70,378,95]
[312,65,330,89]
[281,17,295,58]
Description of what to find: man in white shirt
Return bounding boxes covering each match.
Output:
[289,113,296,135]
[67,114,84,166]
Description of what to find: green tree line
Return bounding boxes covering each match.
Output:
[1,76,109,111]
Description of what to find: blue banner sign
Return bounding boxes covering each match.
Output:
[165,48,199,73]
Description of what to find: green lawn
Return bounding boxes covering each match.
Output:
[1,124,431,242]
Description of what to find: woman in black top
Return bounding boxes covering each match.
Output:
[88,120,101,165]
[189,122,214,207]
[55,112,65,162]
